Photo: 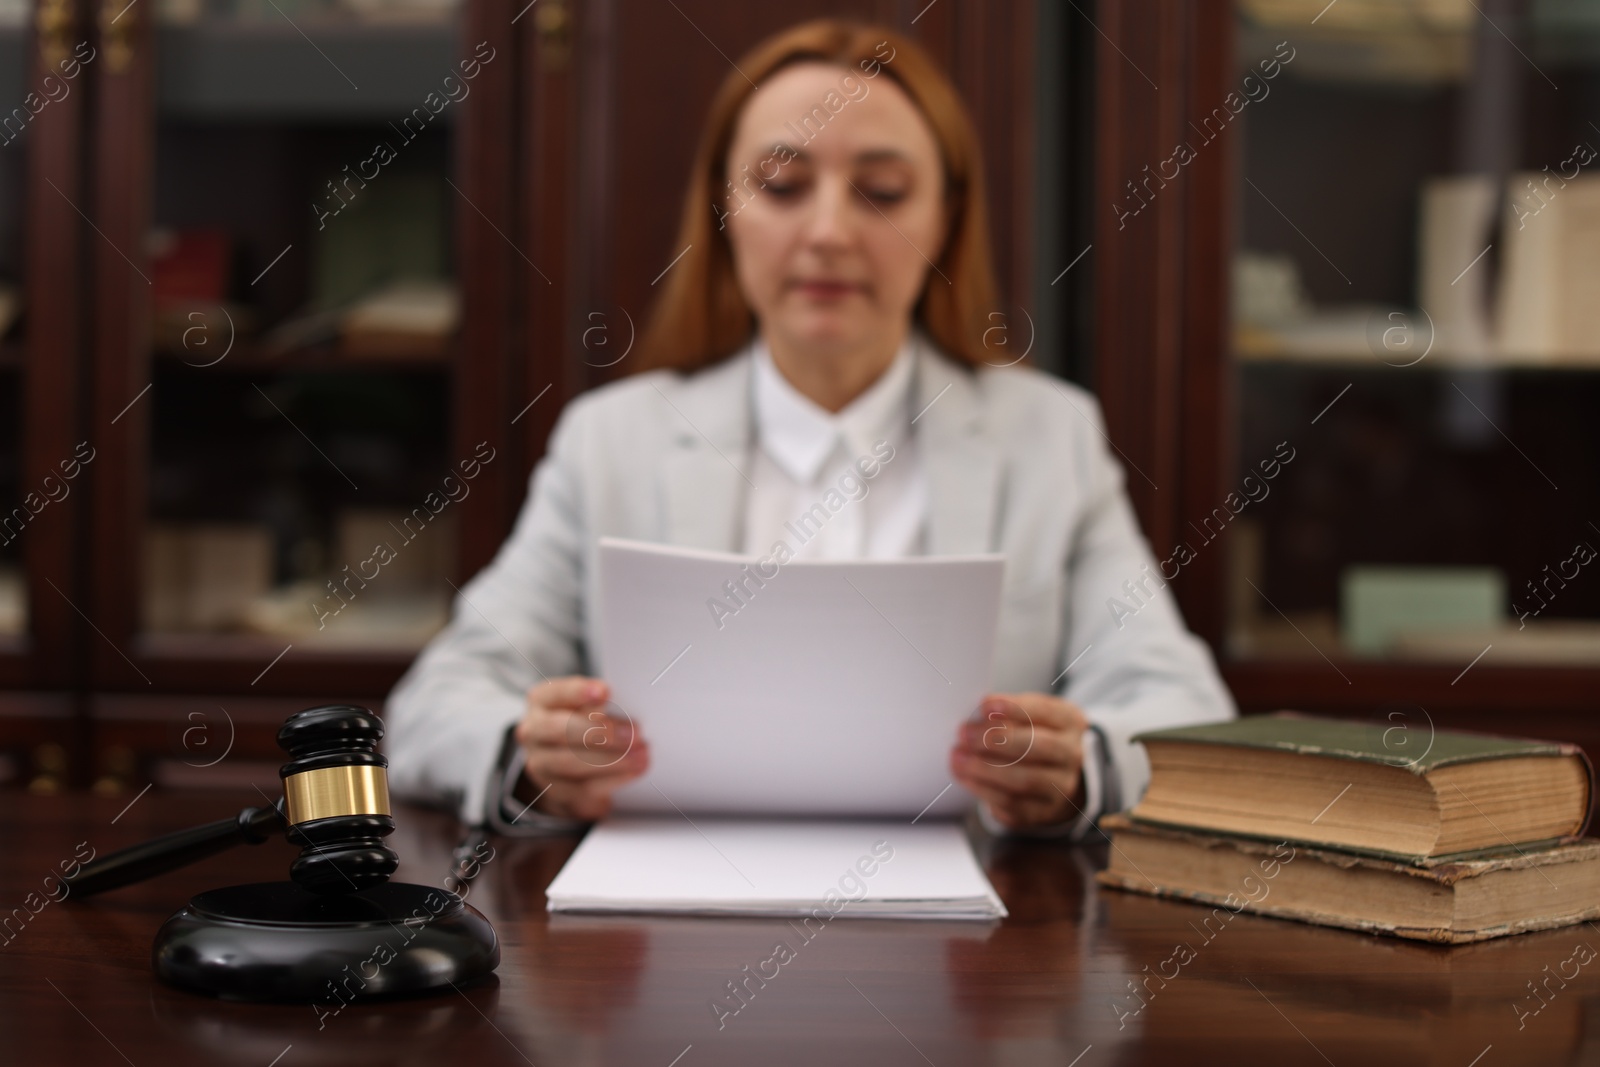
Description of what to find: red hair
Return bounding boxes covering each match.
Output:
[633,19,1000,373]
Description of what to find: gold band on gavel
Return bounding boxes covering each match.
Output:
[282,764,391,825]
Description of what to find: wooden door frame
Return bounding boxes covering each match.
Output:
[453,0,523,581]
[0,0,97,783]
[1090,0,1234,653]
[3,0,94,692]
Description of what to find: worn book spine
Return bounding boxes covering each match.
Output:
[1125,814,1589,867]
[1134,713,1599,843]
[1097,815,1600,945]
[1136,712,1586,773]
[1096,865,1600,945]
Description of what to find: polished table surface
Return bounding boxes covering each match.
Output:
[5,789,1599,1066]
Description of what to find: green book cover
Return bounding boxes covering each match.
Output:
[1129,714,1595,864]
[1134,712,1581,775]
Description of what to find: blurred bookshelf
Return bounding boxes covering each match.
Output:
[1225,0,1600,676]
[53,0,525,788]
[143,364,454,651]
[153,337,454,373]
[127,0,470,665]
[157,22,459,120]
[1238,0,1600,86]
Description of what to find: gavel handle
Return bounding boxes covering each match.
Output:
[64,801,287,899]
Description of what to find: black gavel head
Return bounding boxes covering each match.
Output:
[277,705,400,895]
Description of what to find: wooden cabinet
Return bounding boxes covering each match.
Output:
[0,0,530,787]
[0,0,94,790]
[1094,0,1600,749]
[13,0,1584,792]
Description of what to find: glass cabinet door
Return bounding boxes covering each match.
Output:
[143,1,469,658]
[84,0,528,699]
[1228,0,1600,672]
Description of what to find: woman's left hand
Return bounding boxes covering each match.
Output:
[949,692,1089,831]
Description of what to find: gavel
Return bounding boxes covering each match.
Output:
[66,704,400,898]
[63,703,499,1003]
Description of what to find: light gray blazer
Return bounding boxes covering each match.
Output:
[384,340,1236,830]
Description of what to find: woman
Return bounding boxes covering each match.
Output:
[385,20,1234,837]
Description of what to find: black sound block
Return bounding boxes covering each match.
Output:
[152,881,499,1003]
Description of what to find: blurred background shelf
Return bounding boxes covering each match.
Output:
[137,631,428,666]
[1239,0,1600,86]
[1237,348,1600,370]
[0,0,509,788]
[1230,614,1600,666]
[1217,0,1600,706]
[152,338,453,372]
[127,633,421,700]
[156,20,461,120]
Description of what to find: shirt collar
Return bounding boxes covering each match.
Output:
[752,333,917,484]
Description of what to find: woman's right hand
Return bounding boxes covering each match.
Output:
[512,677,649,821]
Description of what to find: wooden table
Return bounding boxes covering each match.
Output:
[5,790,1596,1066]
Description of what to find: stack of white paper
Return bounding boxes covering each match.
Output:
[545,818,1007,921]
[558,540,1011,920]
[596,538,1005,819]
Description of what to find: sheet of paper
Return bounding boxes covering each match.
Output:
[595,538,1004,818]
[545,817,1007,920]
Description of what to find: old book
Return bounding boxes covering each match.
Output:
[150,229,230,306]
[142,523,273,632]
[1098,813,1600,944]
[1131,714,1593,861]
[1338,564,1504,656]
[1495,171,1600,363]
[334,508,456,595]
[1418,175,1497,360]
[338,280,459,360]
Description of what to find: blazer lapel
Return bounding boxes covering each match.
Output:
[916,346,1004,556]
[659,352,754,551]
[655,341,1003,556]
